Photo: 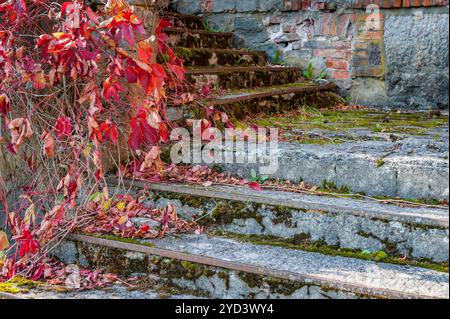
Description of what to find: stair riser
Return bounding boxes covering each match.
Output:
[170,48,267,67]
[167,31,233,49]
[186,69,301,91]
[127,187,448,264]
[167,90,340,122]
[53,239,370,299]
[216,146,450,201]
[164,14,205,30]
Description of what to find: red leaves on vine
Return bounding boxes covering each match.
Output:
[7,117,33,154]
[128,110,159,151]
[55,116,72,138]
[0,93,10,117]
[101,9,144,46]
[41,130,55,157]
[15,229,40,257]
[99,120,119,144]
[102,76,124,102]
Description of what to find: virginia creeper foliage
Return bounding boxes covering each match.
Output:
[0,0,187,281]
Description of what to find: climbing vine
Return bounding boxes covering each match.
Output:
[0,0,189,282]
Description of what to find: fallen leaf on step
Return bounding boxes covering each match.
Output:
[248,182,262,191]
[202,181,213,187]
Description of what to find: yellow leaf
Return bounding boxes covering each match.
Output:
[0,231,10,251]
[116,202,126,211]
[117,215,128,225]
[83,145,92,157]
[102,199,112,211]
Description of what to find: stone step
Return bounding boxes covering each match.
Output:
[170,48,267,67]
[162,11,206,30]
[165,27,233,49]
[167,82,341,121]
[55,233,449,299]
[185,66,302,91]
[107,178,449,264]
[4,282,200,299]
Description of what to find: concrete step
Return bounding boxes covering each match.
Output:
[168,82,341,121]
[214,113,449,201]
[162,11,206,30]
[107,178,449,264]
[165,27,233,49]
[169,48,267,67]
[54,233,449,299]
[4,282,200,299]
[185,66,301,91]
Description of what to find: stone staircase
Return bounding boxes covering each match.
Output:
[160,11,342,121]
[49,10,449,299]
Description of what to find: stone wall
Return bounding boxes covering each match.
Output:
[173,0,449,108]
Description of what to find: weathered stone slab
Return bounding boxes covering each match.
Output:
[57,234,449,299]
[108,179,449,263]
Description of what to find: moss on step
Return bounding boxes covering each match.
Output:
[0,276,40,294]
[86,233,156,248]
[211,231,449,273]
[251,109,449,136]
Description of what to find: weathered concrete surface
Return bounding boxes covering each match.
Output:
[150,235,449,298]
[12,284,199,299]
[56,237,361,299]
[217,130,449,200]
[384,13,449,108]
[59,234,449,299]
[110,178,449,263]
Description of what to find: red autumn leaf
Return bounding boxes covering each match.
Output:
[128,111,159,151]
[102,76,124,102]
[0,93,11,117]
[167,63,185,82]
[16,228,40,257]
[99,120,119,144]
[40,131,55,157]
[248,182,262,191]
[55,116,72,138]
[0,230,10,250]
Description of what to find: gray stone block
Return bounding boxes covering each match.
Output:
[384,13,449,108]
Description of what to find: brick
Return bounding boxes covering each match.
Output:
[270,16,282,25]
[317,2,327,10]
[323,13,330,36]
[352,67,383,77]
[332,40,352,49]
[303,40,332,49]
[381,0,393,7]
[359,30,384,40]
[302,0,310,10]
[422,0,433,6]
[313,49,350,59]
[393,0,402,6]
[329,16,338,37]
[331,70,351,80]
[412,0,421,6]
[353,49,369,58]
[373,0,381,6]
[402,0,411,7]
[354,0,364,8]
[326,59,349,70]
[283,25,295,33]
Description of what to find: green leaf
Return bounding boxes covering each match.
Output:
[260,175,269,182]
[250,169,257,179]
[361,250,372,256]
[374,251,388,261]
[88,192,103,202]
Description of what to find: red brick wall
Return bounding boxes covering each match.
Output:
[283,0,449,10]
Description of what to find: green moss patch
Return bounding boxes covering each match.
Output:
[211,231,449,273]
[250,109,448,137]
